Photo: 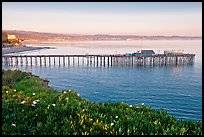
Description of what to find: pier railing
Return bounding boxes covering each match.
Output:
[2,54,195,67]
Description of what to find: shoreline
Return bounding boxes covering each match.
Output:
[2,45,53,55]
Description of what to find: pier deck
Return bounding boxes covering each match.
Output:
[2,54,195,67]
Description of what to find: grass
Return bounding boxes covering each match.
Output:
[2,69,202,135]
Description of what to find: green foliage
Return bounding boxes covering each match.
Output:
[2,70,32,88]
[2,69,202,135]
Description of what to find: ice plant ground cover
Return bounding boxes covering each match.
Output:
[2,70,202,135]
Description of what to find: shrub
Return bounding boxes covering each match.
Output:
[2,69,202,135]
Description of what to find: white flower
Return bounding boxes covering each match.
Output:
[47,106,50,109]
[32,104,36,107]
[115,116,118,119]
[63,91,66,94]
[68,90,71,92]
[20,100,26,104]
[33,101,38,105]
[141,103,144,106]
[130,105,132,107]
[33,100,40,105]
[111,123,114,126]
[14,89,16,92]
[6,91,8,94]
[33,93,35,96]
[77,93,80,96]
[52,104,56,107]
[65,97,68,100]
[11,123,16,127]
[136,106,140,108]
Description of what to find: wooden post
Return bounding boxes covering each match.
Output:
[100,56,102,66]
[87,56,89,66]
[10,57,13,66]
[5,57,8,66]
[62,56,65,66]
[176,56,178,65]
[54,57,55,66]
[25,57,28,65]
[73,56,74,66]
[68,56,70,66]
[104,56,105,66]
[153,57,155,66]
[30,57,32,66]
[111,56,112,66]
[49,57,51,66]
[20,56,23,65]
[78,56,79,66]
[40,57,42,66]
[59,57,60,66]
[44,56,46,66]
[107,56,109,66]
[35,57,37,66]
[132,57,134,66]
[97,56,98,66]
[16,57,18,65]
[94,56,95,66]
[144,57,146,66]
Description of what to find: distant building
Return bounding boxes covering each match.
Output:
[164,50,184,55]
[8,34,16,40]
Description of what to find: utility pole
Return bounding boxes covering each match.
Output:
[141,38,143,52]
[140,38,143,57]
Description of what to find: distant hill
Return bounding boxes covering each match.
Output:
[2,30,202,43]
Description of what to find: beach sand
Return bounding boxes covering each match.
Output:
[2,46,51,55]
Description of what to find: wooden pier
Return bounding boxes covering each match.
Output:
[2,54,195,67]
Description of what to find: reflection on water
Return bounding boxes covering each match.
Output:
[171,65,184,76]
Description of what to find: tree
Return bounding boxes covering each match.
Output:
[2,32,8,42]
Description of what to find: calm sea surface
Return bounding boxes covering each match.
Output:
[3,40,202,121]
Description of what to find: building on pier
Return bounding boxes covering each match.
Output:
[131,50,155,57]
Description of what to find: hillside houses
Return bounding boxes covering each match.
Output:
[7,34,16,40]
[2,32,23,47]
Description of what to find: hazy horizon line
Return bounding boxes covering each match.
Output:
[3,29,202,37]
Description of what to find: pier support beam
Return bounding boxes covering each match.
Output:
[30,57,32,66]
[40,57,42,66]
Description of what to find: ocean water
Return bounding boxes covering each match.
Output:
[2,40,202,121]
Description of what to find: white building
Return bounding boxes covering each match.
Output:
[7,34,16,40]
[164,50,184,55]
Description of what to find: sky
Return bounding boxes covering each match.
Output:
[2,2,202,36]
